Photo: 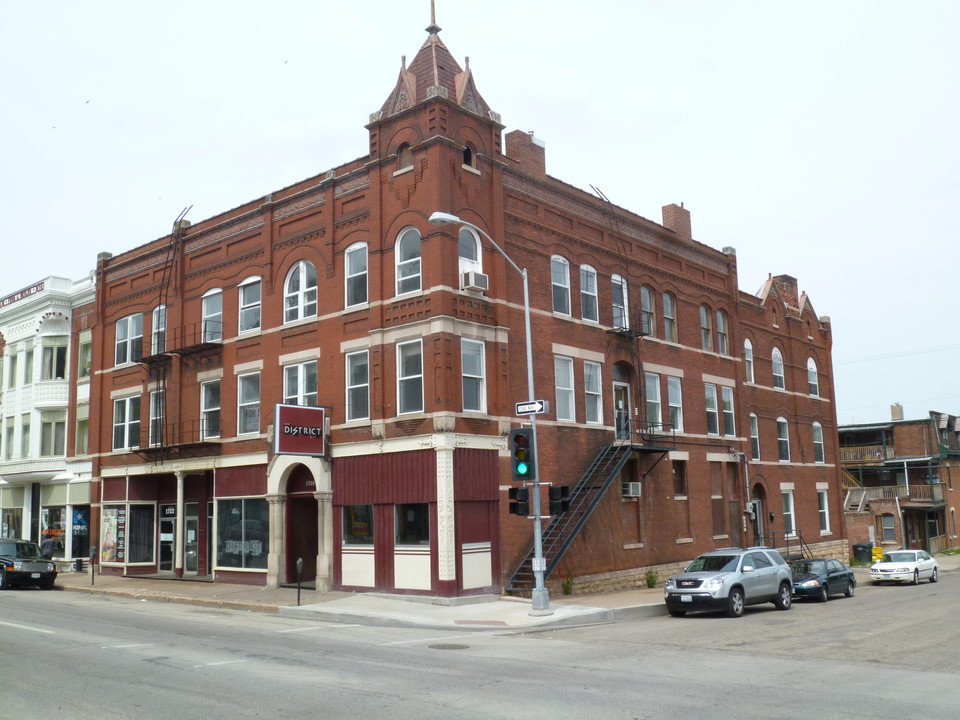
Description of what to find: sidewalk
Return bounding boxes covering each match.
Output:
[53,551,960,632]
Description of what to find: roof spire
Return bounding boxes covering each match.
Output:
[426,0,441,35]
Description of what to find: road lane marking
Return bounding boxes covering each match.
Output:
[102,643,156,649]
[0,620,55,634]
[276,624,362,633]
[194,660,247,667]
[380,633,490,646]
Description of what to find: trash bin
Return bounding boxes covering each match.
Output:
[853,543,873,563]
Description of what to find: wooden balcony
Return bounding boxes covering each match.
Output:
[840,444,895,463]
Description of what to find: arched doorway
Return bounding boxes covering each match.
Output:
[285,464,318,584]
[751,483,767,545]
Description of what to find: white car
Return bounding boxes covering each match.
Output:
[870,549,939,585]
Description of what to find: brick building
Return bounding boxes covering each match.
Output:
[73,20,846,597]
[840,406,958,555]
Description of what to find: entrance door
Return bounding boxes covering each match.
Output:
[614,382,631,440]
[751,491,765,545]
[184,502,199,575]
[159,504,176,573]
[286,496,318,583]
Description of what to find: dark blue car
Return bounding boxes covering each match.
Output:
[790,558,855,602]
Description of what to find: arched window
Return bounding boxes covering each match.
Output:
[458,227,481,279]
[396,228,422,295]
[151,305,166,354]
[699,304,713,351]
[462,144,476,168]
[640,286,655,336]
[284,260,318,323]
[813,422,825,463]
[807,357,820,396]
[397,144,413,171]
[345,242,368,308]
[772,347,785,389]
[663,292,677,342]
[744,339,755,383]
[238,276,262,333]
[201,288,223,342]
[716,310,729,354]
[580,265,598,322]
[551,256,571,315]
[612,274,628,329]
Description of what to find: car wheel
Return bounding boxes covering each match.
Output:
[912,569,920,585]
[818,584,829,603]
[775,583,792,610]
[845,579,855,598]
[668,609,686,618]
[726,588,744,618]
[930,567,939,584]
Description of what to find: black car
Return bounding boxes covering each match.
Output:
[790,558,855,601]
[0,539,58,590]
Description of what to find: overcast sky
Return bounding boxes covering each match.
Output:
[2,1,958,425]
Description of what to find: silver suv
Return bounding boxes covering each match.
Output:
[664,547,793,618]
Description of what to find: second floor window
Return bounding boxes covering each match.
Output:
[584,361,602,424]
[237,373,260,435]
[749,413,760,459]
[41,336,67,381]
[115,314,143,365]
[345,351,369,421]
[284,361,318,407]
[705,384,720,435]
[777,418,790,461]
[744,339,755,383]
[149,390,164,446]
[284,260,318,323]
[396,228,422,295]
[239,279,262,333]
[201,380,221,440]
[813,422,825,463]
[40,410,66,457]
[461,339,486,413]
[668,376,683,432]
[772,348,786,389]
[551,256,570,315]
[612,274,628,329]
[202,289,223,342]
[699,305,713,351]
[397,340,423,414]
[580,265,598,322]
[345,243,368,307]
[112,395,141,451]
[554,355,575,421]
[721,386,736,437]
[645,372,661,430]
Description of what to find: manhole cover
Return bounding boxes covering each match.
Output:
[428,643,469,651]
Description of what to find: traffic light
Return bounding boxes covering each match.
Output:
[508,486,530,516]
[549,485,571,515]
[509,427,535,481]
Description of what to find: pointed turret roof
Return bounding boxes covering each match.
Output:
[377,16,495,122]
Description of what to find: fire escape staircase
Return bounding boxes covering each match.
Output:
[505,439,670,595]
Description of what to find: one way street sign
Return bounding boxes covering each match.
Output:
[515,400,549,416]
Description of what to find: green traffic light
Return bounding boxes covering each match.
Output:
[516,461,529,476]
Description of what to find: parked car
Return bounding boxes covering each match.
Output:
[0,539,58,590]
[870,549,939,585]
[664,547,793,618]
[790,558,856,601]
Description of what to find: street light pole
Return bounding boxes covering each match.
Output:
[429,211,551,614]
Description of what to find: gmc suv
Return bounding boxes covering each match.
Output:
[663,547,793,618]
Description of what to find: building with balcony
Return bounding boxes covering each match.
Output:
[0,275,95,562]
[840,404,958,554]
[71,16,845,597]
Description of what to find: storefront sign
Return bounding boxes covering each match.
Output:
[274,404,327,457]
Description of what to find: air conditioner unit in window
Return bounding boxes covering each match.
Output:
[462,271,489,292]
[622,481,641,498]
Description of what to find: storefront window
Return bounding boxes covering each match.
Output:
[101,505,125,563]
[100,504,154,563]
[343,505,373,545]
[72,506,90,558]
[395,503,429,546]
[2,507,22,539]
[40,506,66,556]
[127,505,155,563]
[217,498,268,569]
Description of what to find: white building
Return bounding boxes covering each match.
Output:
[0,275,95,560]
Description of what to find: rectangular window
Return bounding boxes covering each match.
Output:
[818,489,830,533]
[75,405,89,455]
[22,341,33,385]
[461,339,486,413]
[397,340,424,414]
[115,313,143,365]
[551,257,571,315]
[721,386,735,437]
[202,291,223,343]
[41,336,68,381]
[343,505,374,545]
[813,423,825,463]
[127,504,155,563]
[201,380,221,439]
[554,355,575,422]
[239,281,262,333]
[40,410,66,457]
[217,498,269,569]
[284,361,319,407]
[667,376,683,432]
[584,361,602,424]
[881,514,896,543]
[237,372,260,435]
[580,266,598,322]
[640,286,655,336]
[112,396,141,451]
[612,275,628,329]
[699,305,713,351]
[345,244,368,307]
[149,390,164,446]
[20,413,30,458]
[395,503,430,546]
[7,352,17,389]
[782,491,796,537]
[78,330,92,378]
[345,351,370,421]
[673,460,687,496]
[749,414,760,459]
[777,419,790,461]
[716,311,728,355]
[645,372,661,431]
[705,384,719,435]
[4,416,13,460]
[663,293,677,342]
[152,306,166,354]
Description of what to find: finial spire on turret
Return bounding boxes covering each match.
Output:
[426,0,441,35]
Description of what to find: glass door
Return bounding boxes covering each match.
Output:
[613,382,631,440]
[184,502,199,575]
[159,504,176,573]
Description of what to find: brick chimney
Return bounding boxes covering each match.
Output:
[504,130,546,177]
[891,403,904,421]
[662,203,692,243]
[771,274,799,308]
